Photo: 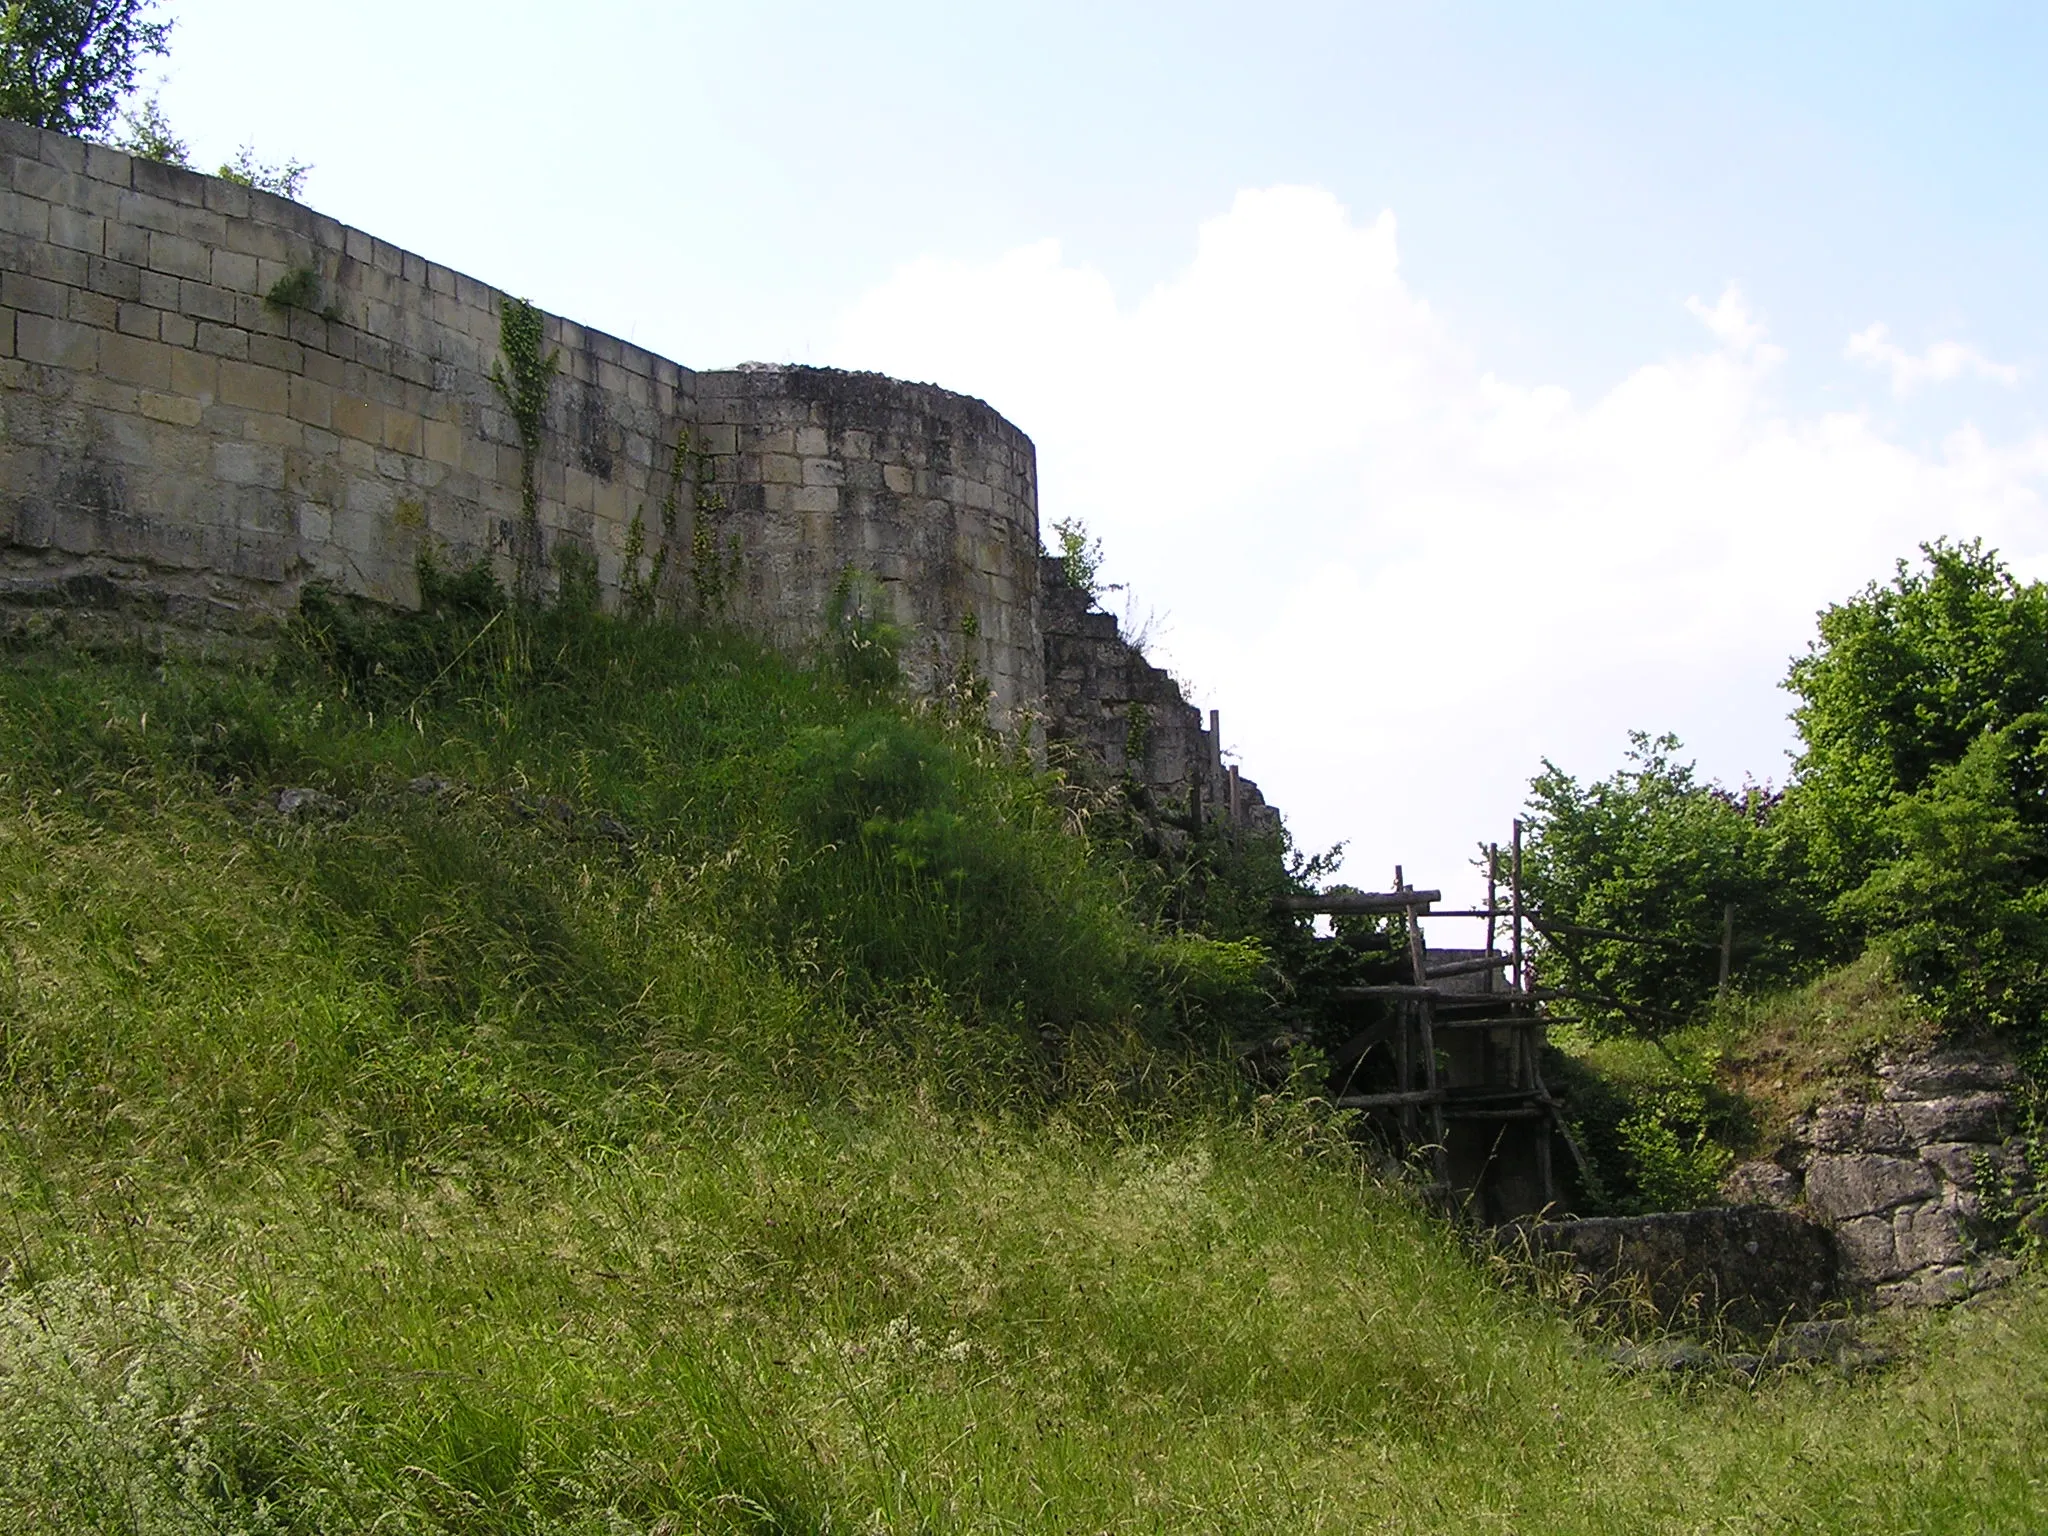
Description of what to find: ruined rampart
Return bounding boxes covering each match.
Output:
[0,120,1263,817]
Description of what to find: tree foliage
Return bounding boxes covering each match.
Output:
[1784,537,2048,891]
[1520,733,1814,1032]
[0,0,170,136]
[1525,542,2048,1042]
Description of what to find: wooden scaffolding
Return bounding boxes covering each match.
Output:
[1276,822,1579,1220]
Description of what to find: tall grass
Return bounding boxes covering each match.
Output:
[2,598,2045,1532]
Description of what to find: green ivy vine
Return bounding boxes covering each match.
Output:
[489,297,560,601]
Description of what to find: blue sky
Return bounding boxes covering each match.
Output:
[152,2,2048,897]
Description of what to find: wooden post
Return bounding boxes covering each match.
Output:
[1208,709,1223,779]
[1228,763,1241,825]
[1484,844,1499,995]
[1718,902,1735,996]
[1510,820,1525,996]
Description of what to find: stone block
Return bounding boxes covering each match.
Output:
[758,452,802,486]
[139,391,203,428]
[218,359,290,415]
[0,307,13,358]
[16,313,96,370]
[1896,1092,2008,1145]
[138,267,178,309]
[115,301,160,338]
[1804,1153,1938,1222]
[422,417,463,467]
[148,230,212,282]
[1,271,65,318]
[171,349,217,401]
[1724,1161,1801,1207]
[178,280,238,325]
[211,249,259,294]
[882,463,915,494]
[160,312,195,350]
[64,288,116,338]
[248,332,304,374]
[1893,1202,1967,1272]
[85,255,142,302]
[47,205,102,254]
[1874,1266,1973,1308]
[792,485,839,515]
[380,409,421,457]
[331,394,381,444]
[1880,1050,2017,1101]
[195,322,248,360]
[25,241,85,287]
[287,374,333,430]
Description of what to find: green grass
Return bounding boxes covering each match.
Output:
[3,604,2046,1532]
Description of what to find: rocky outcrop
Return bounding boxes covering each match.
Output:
[1724,1043,2032,1307]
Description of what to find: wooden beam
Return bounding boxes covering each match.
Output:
[1273,890,1443,915]
[1333,1089,1445,1110]
[1425,953,1513,980]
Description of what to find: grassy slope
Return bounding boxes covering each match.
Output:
[2,617,2045,1534]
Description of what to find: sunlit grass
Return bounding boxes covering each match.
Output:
[2,618,2044,1532]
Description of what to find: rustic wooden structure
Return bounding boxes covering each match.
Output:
[1276,822,1579,1220]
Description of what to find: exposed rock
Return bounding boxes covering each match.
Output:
[1723,1160,1801,1208]
[1779,1037,2032,1307]
[1895,1092,2009,1145]
[1806,1101,1911,1154]
[1874,1266,1974,1309]
[1832,1214,1903,1282]
[1879,1050,2019,1100]
[276,787,347,818]
[1803,1153,1937,1221]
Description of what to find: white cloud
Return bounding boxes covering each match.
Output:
[1845,322,2022,395]
[829,189,2048,902]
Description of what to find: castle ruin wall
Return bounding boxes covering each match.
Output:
[0,120,1270,819]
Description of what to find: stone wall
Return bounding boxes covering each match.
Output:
[1504,1207,1839,1332]
[696,366,1043,724]
[1725,1043,2029,1307]
[1040,556,1277,831]
[0,122,1047,727]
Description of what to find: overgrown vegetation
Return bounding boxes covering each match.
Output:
[3,583,2044,1531]
[490,298,561,602]
[1527,540,2048,1049]
[1522,540,2048,1208]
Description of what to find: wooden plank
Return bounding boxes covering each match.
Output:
[1332,1089,1445,1110]
[1425,953,1513,979]
[1272,890,1443,915]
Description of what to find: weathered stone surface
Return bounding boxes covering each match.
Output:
[1832,1214,1902,1282]
[1803,1153,1937,1221]
[1723,1160,1801,1207]
[1808,1101,1910,1154]
[1895,1092,2008,1145]
[1507,1207,1837,1331]
[0,120,1271,816]
[1874,1266,1973,1308]
[1778,1039,2031,1308]
[1892,1202,1967,1273]
[1879,1049,2018,1101]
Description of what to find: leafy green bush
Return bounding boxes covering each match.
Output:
[1785,537,2048,894]
[1521,733,1819,1033]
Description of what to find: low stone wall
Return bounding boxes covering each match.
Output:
[1504,1207,1838,1332]
[1726,1043,2029,1306]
